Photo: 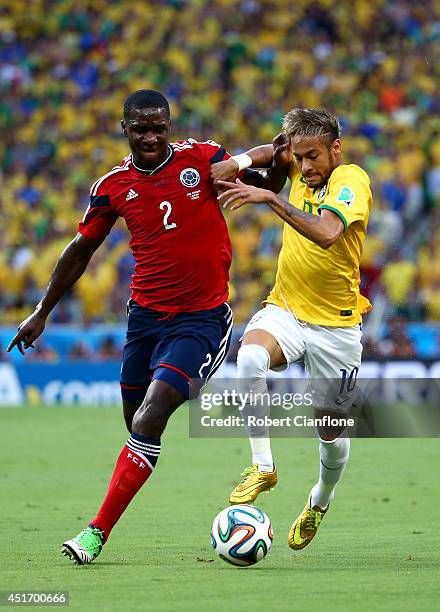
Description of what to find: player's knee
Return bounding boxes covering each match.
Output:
[317,419,347,441]
[132,401,165,437]
[132,385,181,437]
[317,426,346,441]
[237,344,270,378]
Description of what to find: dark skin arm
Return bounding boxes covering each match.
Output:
[211,134,292,194]
[7,233,104,354]
[217,179,344,249]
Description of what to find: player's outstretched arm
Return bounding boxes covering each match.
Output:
[210,144,273,184]
[7,233,104,354]
[211,134,291,194]
[218,180,344,250]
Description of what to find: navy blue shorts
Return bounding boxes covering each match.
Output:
[120,300,233,404]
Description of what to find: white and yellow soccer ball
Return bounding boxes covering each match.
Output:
[211,505,273,567]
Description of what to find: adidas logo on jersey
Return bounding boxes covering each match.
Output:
[126,189,139,201]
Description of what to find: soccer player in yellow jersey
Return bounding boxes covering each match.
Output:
[214,108,372,550]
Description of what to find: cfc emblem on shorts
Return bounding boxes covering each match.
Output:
[180,168,200,188]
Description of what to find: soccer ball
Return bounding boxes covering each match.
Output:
[211,505,273,567]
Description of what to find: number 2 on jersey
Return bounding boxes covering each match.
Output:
[160,201,177,230]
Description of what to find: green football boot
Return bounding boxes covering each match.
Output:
[61,526,105,565]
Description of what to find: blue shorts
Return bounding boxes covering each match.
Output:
[120,300,233,404]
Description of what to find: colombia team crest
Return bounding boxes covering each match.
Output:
[180,168,200,188]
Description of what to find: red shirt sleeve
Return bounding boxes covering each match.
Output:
[195,139,246,179]
[195,140,231,164]
[78,183,118,240]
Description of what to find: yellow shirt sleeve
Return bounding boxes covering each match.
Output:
[318,165,371,231]
[288,163,301,183]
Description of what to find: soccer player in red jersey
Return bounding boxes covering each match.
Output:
[7,90,237,565]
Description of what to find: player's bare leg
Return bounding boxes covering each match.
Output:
[131,380,183,438]
[62,380,184,564]
[229,329,284,504]
[122,399,143,433]
[288,413,349,550]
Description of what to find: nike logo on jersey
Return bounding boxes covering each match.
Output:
[126,189,139,201]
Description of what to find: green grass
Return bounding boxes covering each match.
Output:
[0,405,439,611]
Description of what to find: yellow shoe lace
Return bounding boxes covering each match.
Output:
[304,508,323,533]
[238,465,258,482]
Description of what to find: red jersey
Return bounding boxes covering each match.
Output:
[78,139,232,312]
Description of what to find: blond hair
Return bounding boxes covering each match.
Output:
[282,108,341,144]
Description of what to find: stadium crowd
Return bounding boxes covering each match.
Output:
[1,0,440,360]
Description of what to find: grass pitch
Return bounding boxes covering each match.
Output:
[0,405,438,611]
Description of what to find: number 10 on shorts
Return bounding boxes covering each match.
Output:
[339,367,359,395]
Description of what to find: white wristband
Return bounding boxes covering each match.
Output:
[231,153,252,171]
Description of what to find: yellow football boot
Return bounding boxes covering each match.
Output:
[229,464,278,504]
[287,492,328,550]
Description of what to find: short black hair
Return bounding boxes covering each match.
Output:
[123,90,170,120]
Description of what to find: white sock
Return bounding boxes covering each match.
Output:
[237,344,273,472]
[249,437,274,472]
[311,437,350,509]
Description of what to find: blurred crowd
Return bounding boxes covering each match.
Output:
[0,335,121,363]
[1,0,440,360]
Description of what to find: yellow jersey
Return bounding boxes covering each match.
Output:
[267,163,372,326]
